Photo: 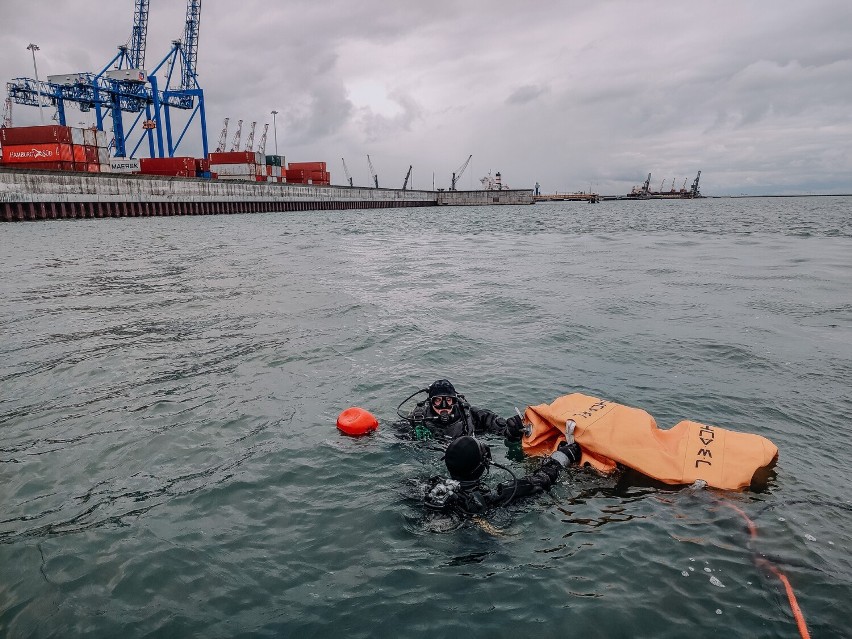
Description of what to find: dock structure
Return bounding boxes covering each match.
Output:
[0,168,534,222]
[534,192,600,204]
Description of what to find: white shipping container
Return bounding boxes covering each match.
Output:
[272,166,281,177]
[97,148,110,163]
[255,152,264,165]
[95,130,108,147]
[108,158,141,173]
[210,163,256,176]
[99,163,110,173]
[71,128,85,146]
[83,129,96,146]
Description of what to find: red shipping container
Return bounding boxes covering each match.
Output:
[0,125,73,146]
[288,161,326,171]
[3,161,75,171]
[208,151,257,164]
[140,157,196,174]
[71,145,85,163]
[86,163,101,173]
[84,146,99,163]
[195,158,210,172]
[2,144,74,164]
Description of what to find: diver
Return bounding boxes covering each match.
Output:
[423,435,582,515]
[397,379,527,441]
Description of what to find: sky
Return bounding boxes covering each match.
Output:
[2,0,851,195]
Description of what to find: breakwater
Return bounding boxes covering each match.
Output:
[0,168,533,221]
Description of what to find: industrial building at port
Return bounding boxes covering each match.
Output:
[1,1,531,221]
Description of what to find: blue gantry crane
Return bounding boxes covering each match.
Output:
[5,0,208,160]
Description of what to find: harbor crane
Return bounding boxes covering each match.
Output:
[214,117,229,152]
[450,154,472,190]
[690,171,702,197]
[229,119,243,151]
[402,165,412,190]
[6,0,208,159]
[2,96,12,128]
[244,121,257,151]
[341,158,353,187]
[256,124,269,155]
[367,154,378,188]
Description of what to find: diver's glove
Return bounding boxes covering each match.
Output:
[550,441,582,467]
[505,414,526,441]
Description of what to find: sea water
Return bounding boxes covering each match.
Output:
[1,197,850,637]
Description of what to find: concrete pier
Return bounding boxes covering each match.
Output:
[0,168,533,222]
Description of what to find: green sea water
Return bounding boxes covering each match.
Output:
[1,197,850,638]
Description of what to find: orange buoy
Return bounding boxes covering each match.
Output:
[336,407,379,436]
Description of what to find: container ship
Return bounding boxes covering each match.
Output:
[627,171,702,199]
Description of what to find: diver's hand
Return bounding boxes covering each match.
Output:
[506,414,526,440]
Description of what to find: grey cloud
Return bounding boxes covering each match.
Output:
[506,84,550,105]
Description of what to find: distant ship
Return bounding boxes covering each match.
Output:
[627,171,702,199]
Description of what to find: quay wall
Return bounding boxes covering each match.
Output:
[0,168,533,221]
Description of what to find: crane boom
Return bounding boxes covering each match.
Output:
[367,154,378,188]
[402,165,412,190]
[129,0,151,69]
[257,124,269,155]
[215,117,229,152]
[341,158,353,187]
[180,0,202,91]
[230,119,243,152]
[451,154,472,190]
[245,121,257,151]
[2,96,12,128]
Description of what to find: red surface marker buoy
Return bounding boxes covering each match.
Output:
[336,407,379,436]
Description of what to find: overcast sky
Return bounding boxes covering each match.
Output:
[2,0,851,195]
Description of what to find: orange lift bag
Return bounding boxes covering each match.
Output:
[522,393,778,490]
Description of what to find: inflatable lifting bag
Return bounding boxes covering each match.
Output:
[522,393,778,490]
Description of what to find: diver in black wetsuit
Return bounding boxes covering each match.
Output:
[423,435,582,515]
[397,379,527,441]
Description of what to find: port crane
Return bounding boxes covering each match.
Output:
[214,117,229,152]
[6,0,208,159]
[256,124,269,155]
[229,119,243,151]
[367,154,378,188]
[341,158,353,187]
[244,121,257,151]
[450,154,472,190]
[1,96,12,128]
[690,171,702,197]
[402,165,412,190]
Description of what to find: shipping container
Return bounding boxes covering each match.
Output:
[209,163,257,176]
[71,128,85,147]
[139,157,196,175]
[265,155,284,167]
[288,161,326,172]
[86,163,100,173]
[208,151,257,164]
[1,161,76,171]
[0,125,72,146]
[83,129,97,146]
[97,147,110,164]
[72,145,86,164]
[95,130,108,147]
[2,143,74,164]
